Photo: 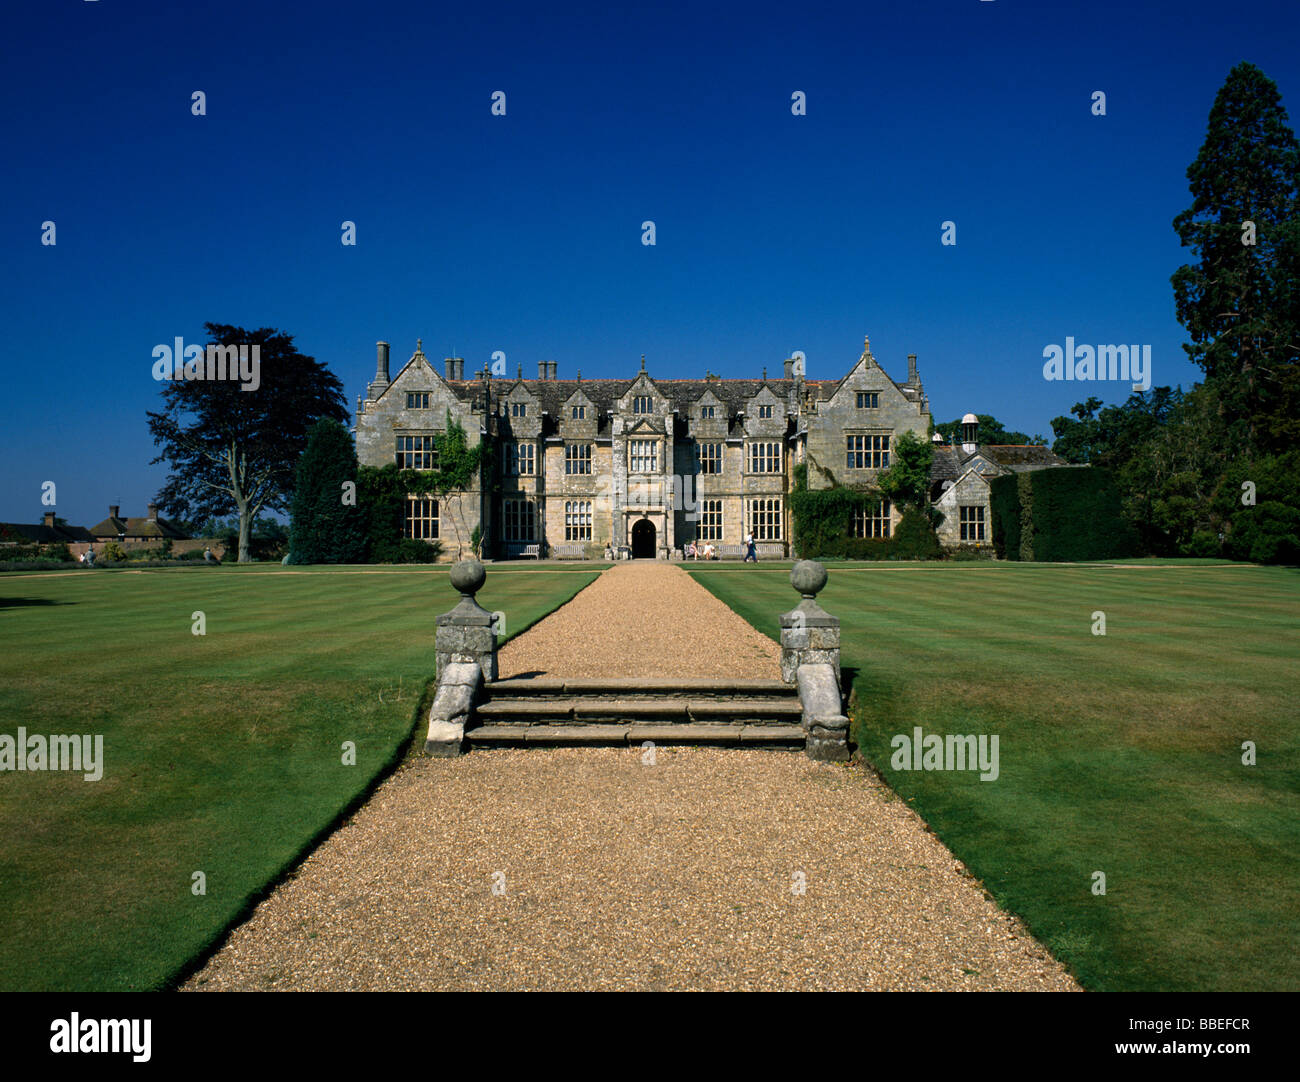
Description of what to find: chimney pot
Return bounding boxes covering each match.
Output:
[538,360,547,381]
[148,503,159,521]
[908,353,918,383]
[109,505,120,520]
[43,511,55,528]
[375,341,390,383]
[783,358,793,380]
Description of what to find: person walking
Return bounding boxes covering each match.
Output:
[744,532,757,562]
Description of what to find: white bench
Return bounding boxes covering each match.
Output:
[553,543,587,560]
[521,544,540,559]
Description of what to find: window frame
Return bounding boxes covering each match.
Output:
[747,441,782,474]
[564,442,593,475]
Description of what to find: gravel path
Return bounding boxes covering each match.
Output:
[181,563,1078,992]
[182,749,1077,991]
[497,562,782,679]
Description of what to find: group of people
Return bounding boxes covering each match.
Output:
[684,533,759,562]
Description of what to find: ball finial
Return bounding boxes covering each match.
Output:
[790,559,827,599]
[449,558,486,598]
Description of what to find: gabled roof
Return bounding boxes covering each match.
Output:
[980,445,1066,470]
[0,521,94,544]
[88,515,190,540]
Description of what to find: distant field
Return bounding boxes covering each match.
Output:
[0,564,597,991]
[688,561,1300,991]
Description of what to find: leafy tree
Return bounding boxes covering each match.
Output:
[933,414,1042,447]
[1171,62,1300,456]
[147,324,348,562]
[289,419,367,564]
[1050,388,1182,467]
[877,430,934,512]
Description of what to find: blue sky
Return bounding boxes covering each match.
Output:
[2,0,1297,525]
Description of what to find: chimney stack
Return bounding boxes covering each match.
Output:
[43,511,55,528]
[147,503,159,522]
[109,505,120,520]
[445,357,456,380]
[908,353,918,384]
[548,361,557,380]
[538,360,547,381]
[784,357,793,380]
[375,342,390,384]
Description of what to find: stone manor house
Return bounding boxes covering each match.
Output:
[353,335,1063,560]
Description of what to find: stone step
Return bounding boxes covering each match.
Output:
[473,697,802,724]
[464,722,804,748]
[484,677,798,702]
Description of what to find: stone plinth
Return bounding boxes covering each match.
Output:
[781,560,849,761]
[435,559,498,684]
[779,559,841,684]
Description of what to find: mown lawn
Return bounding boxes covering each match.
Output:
[687,561,1300,991]
[0,563,597,991]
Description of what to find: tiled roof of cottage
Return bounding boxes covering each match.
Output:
[929,445,966,484]
[0,521,94,544]
[980,445,1066,470]
[88,515,190,540]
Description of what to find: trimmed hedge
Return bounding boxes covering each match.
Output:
[989,474,1020,559]
[991,467,1138,561]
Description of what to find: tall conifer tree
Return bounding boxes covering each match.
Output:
[1172,62,1300,455]
[289,419,367,564]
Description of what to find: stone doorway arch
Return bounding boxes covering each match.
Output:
[631,518,657,559]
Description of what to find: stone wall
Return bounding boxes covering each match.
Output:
[934,470,993,548]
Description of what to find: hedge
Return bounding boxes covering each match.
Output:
[991,467,1138,562]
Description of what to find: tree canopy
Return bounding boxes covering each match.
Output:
[147,324,348,561]
[1171,61,1300,456]
[289,419,367,564]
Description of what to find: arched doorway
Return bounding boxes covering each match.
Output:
[631,518,656,559]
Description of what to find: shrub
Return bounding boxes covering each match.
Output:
[100,541,126,563]
[1225,501,1300,564]
[790,485,878,558]
[289,418,367,564]
[842,536,895,560]
[893,508,942,559]
[381,538,443,564]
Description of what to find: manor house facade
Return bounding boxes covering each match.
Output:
[353,335,1051,559]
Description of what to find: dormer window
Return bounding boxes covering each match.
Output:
[511,402,527,418]
[632,395,652,414]
[758,404,774,419]
[700,405,716,419]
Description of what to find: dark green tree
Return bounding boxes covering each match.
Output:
[148,325,348,561]
[289,419,367,564]
[933,413,1043,446]
[1171,62,1300,456]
